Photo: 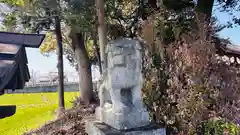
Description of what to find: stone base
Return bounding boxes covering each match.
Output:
[85,116,166,135]
[95,106,149,130]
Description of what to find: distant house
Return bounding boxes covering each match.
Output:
[37,73,68,86]
[39,76,51,83]
[213,36,240,65]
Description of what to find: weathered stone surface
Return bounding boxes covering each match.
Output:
[97,38,148,130]
[85,116,166,135]
[95,106,149,130]
[86,38,166,135]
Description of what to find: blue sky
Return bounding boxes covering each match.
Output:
[26,48,75,74]
[213,9,240,44]
[26,49,101,81]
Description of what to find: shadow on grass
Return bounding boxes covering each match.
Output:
[0,105,16,119]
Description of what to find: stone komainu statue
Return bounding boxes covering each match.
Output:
[96,38,149,130]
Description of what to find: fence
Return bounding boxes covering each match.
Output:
[6,82,98,94]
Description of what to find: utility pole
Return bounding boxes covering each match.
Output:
[55,15,65,112]
[96,0,107,73]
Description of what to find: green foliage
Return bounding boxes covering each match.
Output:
[1,12,17,31]
[0,0,25,6]
[19,0,98,67]
[85,37,94,58]
[40,32,57,54]
[64,0,95,31]
[202,119,240,135]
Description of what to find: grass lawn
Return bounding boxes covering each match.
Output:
[0,92,79,135]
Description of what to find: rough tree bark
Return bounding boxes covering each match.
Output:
[96,0,107,72]
[55,15,65,112]
[196,0,214,39]
[196,0,214,20]
[70,30,95,105]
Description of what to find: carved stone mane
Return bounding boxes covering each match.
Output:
[105,38,143,88]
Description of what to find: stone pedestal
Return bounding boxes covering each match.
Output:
[95,106,149,130]
[85,116,166,135]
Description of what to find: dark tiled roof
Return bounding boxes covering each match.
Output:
[213,36,240,57]
[0,32,45,95]
[0,31,45,48]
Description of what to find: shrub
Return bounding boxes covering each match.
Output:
[201,119,240,135]
[141,22,240,134]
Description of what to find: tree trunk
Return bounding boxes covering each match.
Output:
[148,0,157,9]
[70,30,94,105]
[96,0,107,73]
[196,0,214,39]
[55,15,65,111]
[196,0,214,20]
